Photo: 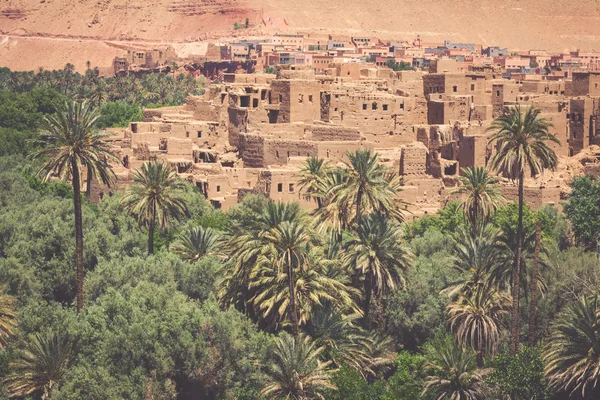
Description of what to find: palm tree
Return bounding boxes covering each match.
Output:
[218,201,303,318]
[446,224,503,297]
[253,219,318,336]
[488,105,559,354]
[251,246,359,334]
[342,212,412,328]
[122,160,188,255]
[260,333,335,400]
[528,219,542,347]
[298,156,330,208]
[169,226,220,262]
[448,166,504,229]
[422,334,487,400]
[544,296,600,398]
[306,302,394,378]
[4,329,80,399]
[447,282,511,367]
[31,101,117,312]
[330,149,403,226]
[0,287,17,347]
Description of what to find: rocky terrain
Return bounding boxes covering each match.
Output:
[1,0,600,71]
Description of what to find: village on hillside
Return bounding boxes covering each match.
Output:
[94,33,600,217]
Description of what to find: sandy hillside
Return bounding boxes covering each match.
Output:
[1,0,600,71]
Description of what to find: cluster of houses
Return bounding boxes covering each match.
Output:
[98,35,600,217]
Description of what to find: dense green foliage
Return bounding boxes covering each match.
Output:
[0,81,599,399]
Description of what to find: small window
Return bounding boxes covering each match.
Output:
[383,104,388,111]
[372,103,377,110]
[298,94,303,103]
[471,84,475,91]
[216,185,221,192]
[309,95,313,102]
[276,150,280,159]
[453,86,458,92]
[363,104,367,110]
[279,94,283,103]
[186,131,189,138]
[400,103,404,110]
[289,183,294,192]
[277,183,283,192]
[198,131,202,138]
[496,90,500,96]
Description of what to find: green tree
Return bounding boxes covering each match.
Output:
[448,166,504,229]
[4,329,80,398]
[169,226,221,262]
[31,101,117,312]
[0,287,17,347]
[298,156,330,209]
[422,334,487,400]
[343,212,411,328]
[331,149,403,225]
[122,160,188,255]
[261,333,334,399]
[487,105,559,354]
[563,175,600,248]
[544,295,600,398]
[447,282,511,367]
[96,101,142,128]
[488,347,549,400]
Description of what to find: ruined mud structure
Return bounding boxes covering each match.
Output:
[99,64,600,218]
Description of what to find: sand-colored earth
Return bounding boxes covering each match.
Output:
[1,0,600,71]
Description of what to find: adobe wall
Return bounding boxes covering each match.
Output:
[457,135,489,170]
[317,141,371,161]
[400,142,428,175]
[263,139,319,166]
[501,186,561,209]
[238,134,265,168]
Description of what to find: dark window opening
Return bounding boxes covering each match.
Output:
[470,84,475,91]
[496,90,500,96]
[253,98,259,108]
[363,104,367,110]
[216,185,221,192]
[383,104,388,111]
[279,94,283,103]
[277,183,283,192]
[289,183,294,192]
[240,96,250,107]
[198,131,202,138]
[444,164,457,175]
[261,90,267,100]
[372,103,377,110]
[453,86,458,92]
[309,95,313,102]
[400,103,404,110]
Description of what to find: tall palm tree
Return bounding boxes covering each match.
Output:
[528,219,542,347]
[422,335,487,400]
[330,149,403,226]
[342,212,412,327]
[122,160,188,255]
[4,329,80,399]
[31,101,117,312]
[487,105,559,354]
[446,224,503,297]
[544,295,600,398]
[447,282,511,367]
[260,333,334,400]
[298,156,330,209]
[251,247,359,334]
[448,166,504,229]
[0,287,17,347]
[254,219,318,336]
[169,226,220,262]
[218,201,303,318]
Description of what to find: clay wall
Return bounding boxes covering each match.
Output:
[317,141,371,161]
[571,72,600,97]
[400,142,429,175]
[501,186,561,209]
[263,139,319,166]
[457,135,489,170]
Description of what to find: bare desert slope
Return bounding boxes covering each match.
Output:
[1,0,600,71]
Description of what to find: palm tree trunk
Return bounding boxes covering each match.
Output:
[287,249,299,336]
[528,219,541,347]
[511,172,524,355]
[364,271,373,329]
[148,203,155,255]
[356,187,363,224]
[85,167,92,198]
[471,198,479,233]
[72,160,85,313]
